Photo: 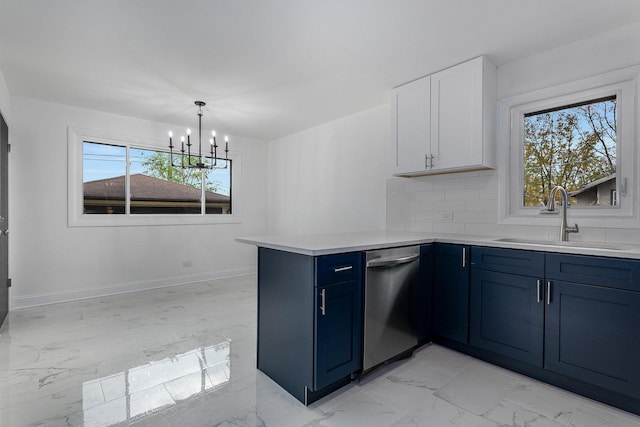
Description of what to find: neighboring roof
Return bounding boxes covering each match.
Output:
[84,174,230,203]
[568,174,616,197]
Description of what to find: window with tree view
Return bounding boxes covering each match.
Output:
[523,96,617,208]
[83,141,231,215]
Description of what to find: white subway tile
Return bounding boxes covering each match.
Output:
[465,223,503,237]
[566,227,606,243]
[605,228,640,244]
[409,222,434,232]
[477,211,498,224]
[464,199,499,213]
[501,225,548,240]
[433,222,465,234]
[451,211,479,224]
[415,190,445,202]
[433,200,466,211]
[405,178,435,192]
[413,210,436,223]
[434,177,466,190]
[445,189,480,201]
[409,200,435,211]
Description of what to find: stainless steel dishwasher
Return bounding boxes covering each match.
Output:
[363,246,420,373]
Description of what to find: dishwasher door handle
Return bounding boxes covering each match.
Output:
[366,254,419,268]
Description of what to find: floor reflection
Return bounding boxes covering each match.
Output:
[82,340,231,427]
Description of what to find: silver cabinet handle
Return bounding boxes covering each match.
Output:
[462,247,466,268]
[546,281,552,305]
[320,289,326,316]
[537,280,542,303]
[334,265,353,273]
[425,154,434,169]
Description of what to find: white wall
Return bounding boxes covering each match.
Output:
[267,105,389,235]
[498,20,640,99]
[387,22,640,244]
[9,97,268,308]
[0,68,10,123]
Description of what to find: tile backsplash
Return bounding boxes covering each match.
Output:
[386,170,640,245]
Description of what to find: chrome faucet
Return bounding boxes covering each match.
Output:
[544,186,579,241]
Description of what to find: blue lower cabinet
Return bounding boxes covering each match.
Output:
[314,280,362,390]
[256,248,362,405]
[545,280,640,399]
[470,270,544,366]
[433,244,470,343]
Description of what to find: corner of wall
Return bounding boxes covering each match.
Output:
[0,68,10,123]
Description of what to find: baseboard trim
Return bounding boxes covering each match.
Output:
[10,266,257,310]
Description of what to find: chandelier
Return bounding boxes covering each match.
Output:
[168,101,229,170]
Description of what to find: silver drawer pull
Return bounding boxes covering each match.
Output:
[334,265,353,273]
[547,281,552,305]
[320,289,326,316]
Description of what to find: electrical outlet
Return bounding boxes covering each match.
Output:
[439,212,453,221]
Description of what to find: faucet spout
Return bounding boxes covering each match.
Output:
[545,186,579,242]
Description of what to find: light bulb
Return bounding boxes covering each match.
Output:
[210,138,214,145]
[224,135,229,142]
[181,136,185,142]
[187,128,191,135]
[211,130,216,137]
[168,131,173,138]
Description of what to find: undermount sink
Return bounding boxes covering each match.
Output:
[494,238,628,251]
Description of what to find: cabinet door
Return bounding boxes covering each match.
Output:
[433,244,470,343]
[470,270,544,366]
[430,57,483,171]
[391,76,430,174]
[545,280,640,398]
[314,280,362,390]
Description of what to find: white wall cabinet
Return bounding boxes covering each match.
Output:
[391,56,496,176]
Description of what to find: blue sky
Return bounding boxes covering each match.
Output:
[83,141,231,196]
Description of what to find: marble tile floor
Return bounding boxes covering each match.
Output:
[1,275,640,427]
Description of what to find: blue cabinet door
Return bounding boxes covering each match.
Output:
[545,280,640,399]
[470,270,544,366]
[314,279,362,390]
[433,244,469,343]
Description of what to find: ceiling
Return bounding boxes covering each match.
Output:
[1,0,640,141]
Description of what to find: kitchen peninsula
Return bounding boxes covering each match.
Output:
[238,231,640,414]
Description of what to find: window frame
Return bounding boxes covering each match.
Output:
[68,127,242,227]
[498,67,639,228]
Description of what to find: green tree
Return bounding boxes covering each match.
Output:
[140,151,221,193]
[523,98,616,207]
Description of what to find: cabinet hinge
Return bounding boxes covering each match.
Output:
[7,278,11,288]
[6,143,10,153]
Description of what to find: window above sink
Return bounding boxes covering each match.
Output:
[498,65,640,228]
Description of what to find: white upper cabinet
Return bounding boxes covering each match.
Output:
[391,76,431,174]
[391,56,496,176]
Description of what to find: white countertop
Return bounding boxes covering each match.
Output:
[236,231,640,259]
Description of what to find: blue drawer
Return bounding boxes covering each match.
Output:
[316,252,362,286]
[471,246,544,277]
[546,253,640,292]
